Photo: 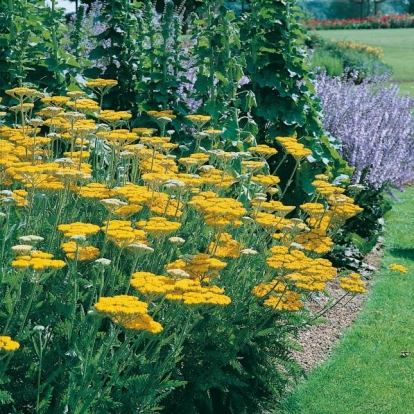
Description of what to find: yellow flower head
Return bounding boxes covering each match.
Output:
[339,273,367,294]
[0,336,20,351]
[389,264,408,274]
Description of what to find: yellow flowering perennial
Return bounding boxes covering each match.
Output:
[94,295,162,334]
[61,242,100,261]
[0,336,20,352]
[12,250,66,272]
[389,264,408,274]
[0,81,367,330]
[57,222,101,238]
[339,273,367,294]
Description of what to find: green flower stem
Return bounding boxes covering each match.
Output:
[0,209,11,276]
[17,277,40,337]
[2,272,25,334]
[46,187,68,251]
[68,256,80,342]
[310,291,351,322]
[280,160,300,199]
[74,325,126,414]
[32,328,50,414]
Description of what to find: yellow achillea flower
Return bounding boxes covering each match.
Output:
[248,144,278,158]
[94,295,162,334]
[389,264,408,274]
[164,279,231,306]
[98,110,132,122]
[107,229,148,248]
[41,96,71,107]
[66,91,86,100]
[167,253,227,282]
[339,273,367,293]
[252,280,286,297]
[130,271,176,295]
[132,127,155,136]
[114,204,143,219]
[198,168,238,189]
[312,179,345,196]
[264,291,302,311]
[266,247,337,291]
[121,314,163,334]
[253,212,292,231]
[294,230,334,254]
[241,160,265,172]
[251,174,281,189]
[0,336,20,351]
[300,202,326,217]
[337,40,383,59]
[252,200,295,216]
[176,290,231,306]
[62,242,100,261]
[78,183,115,199]
[136,217,181,237]
[97,129,138,147]
[58,222,101,238]
[95,295,148,315]
[112,184,152,205]
[147,109,176,120]
[186,114,211,128]
[86,78,118,89]
[252,280,302,311]
[207,232,242,258]
[189,194,246,228]
[5,87,40,101]
[147,192,183,218]
[12,250,66,272]
[275,136,312,160]
[66,98,100,112]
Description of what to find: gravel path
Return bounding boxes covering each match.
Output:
[292,247,383,371]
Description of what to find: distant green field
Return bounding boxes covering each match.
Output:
[316,28,414,95]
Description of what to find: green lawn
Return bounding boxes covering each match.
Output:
[282,187,414,413]
[315,28,414,96]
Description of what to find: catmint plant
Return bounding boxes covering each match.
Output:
[315,71,414,189]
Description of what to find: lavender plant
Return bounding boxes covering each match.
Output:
[315,72,414,190]
[314,72,414,258]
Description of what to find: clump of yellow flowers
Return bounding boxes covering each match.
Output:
[0,80,368,348]
[0,336,20,352]
[389,263,408,274]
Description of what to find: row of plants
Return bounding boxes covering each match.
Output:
[0,0,412,411]
[312,70,414,266]
[308,34,392,79]
[0,0,373,412]
[304,13,414,30]
[0,82,367,413]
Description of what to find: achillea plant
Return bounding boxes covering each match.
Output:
[315,72,414,190]
[0,81,366,413]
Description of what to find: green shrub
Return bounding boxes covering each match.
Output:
[307,33,392,80]
[312,50,344,76]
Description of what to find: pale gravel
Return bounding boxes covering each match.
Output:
[292,248,383,372]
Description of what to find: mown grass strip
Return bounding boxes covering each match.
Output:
[316,28,414,82]
[281,187,414,414]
